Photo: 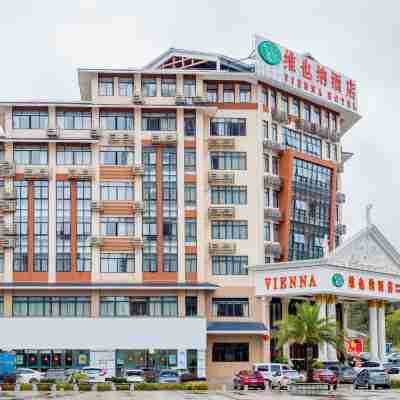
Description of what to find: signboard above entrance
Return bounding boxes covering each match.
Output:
[255,35,358,113]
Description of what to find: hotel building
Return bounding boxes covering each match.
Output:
[0,36,369,380]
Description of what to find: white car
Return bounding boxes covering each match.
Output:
[81,367,107,383]
[270,369,303,389]
[15,368,44,384]
[252,363,290,383]
[124,369,145,383]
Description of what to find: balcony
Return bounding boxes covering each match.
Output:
[208,137,235,150]
[336,192,346,204]
[264,241,282,257]
[151,132,177,145]
[0,161,16,178]
[264,207,282,221]
[0,237,15,248]
[192,96,209,105]
[208,171,235,186]
[271,110,289,124]
[263,138,284,152]
[68,168,93,180]
[0,200,16,213]
[209,242,237,255]
[295,118,313,133]
[108,133,135,145]
[24,167,49,180]
[90,129,102,140]
[0,225,16,236]
[336,224,347,236]
[132,95,144,105]
[0,189,17,200]
[127,237,144,247]
[132,201,144,213]
[131,165,145,176]
[90,201,104,212]
[264,174,282,190]
[90,236,104,247]
[208,207,235,219]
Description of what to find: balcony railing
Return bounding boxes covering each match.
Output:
[131,165,145,176]
[90,129,102,140]
[208,137,235,150]
[271,110,289,124]
[264,241,282,257]
[208,171,235,186]
[336,224,347,236]
[208,207,235,219]
[0,161,16,178]
[132,95,144,105]
[108,133,135,145]
[264,174,282,190]
[209,242,237,255]
[0,200,16,213]
[68,168,93,180]
[336,192,346,204]
[151,132,177,145]
[263,138,284,152]
[24,167,49,180]
[0,237,16,248]
[264,207,282,221]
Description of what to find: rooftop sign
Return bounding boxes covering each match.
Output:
[255,35,358,113]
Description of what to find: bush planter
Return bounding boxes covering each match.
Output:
[116,383,131,391]
[56,383,74,391]
[134,382,208,391]
[96,383,113,392]
[78,383,93,392]
[288,383,333,396]
[1,383,16,391]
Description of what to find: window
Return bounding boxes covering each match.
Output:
[184,184,196,207]
[322,110,330,128]
[302,134,322,158]
[184,112,196,136]
[130,296,178,317]
[101,217,135,236]
[184,149,196,173]
[210,186,247,205]
[56,181,71,272]
[100,111,133,130]
[76,181,92,272]
[212,255,248,275]
[264,154,270,172]
[271,123,278,142]
[12,296,91,317]
[100,182,134,201]
[100,296,129,317]
[142,78,156,97]
[185,254,197,273]
[264,222,271,241]
[331,114,337,131]
[271,91,277,111]
[142,112,176,131]
[212,298,249,317]
[100,146,134,166]
[0,255,3,273]
[57,144,91,165]
[304,103,311,121]
[223,84,235,103]
[0,296,3,317]
[118,78,133,96]
[99,77,113,96]
[211,220,248,240]
[212,343,249,362]
[326,142,332,159]
[281,95,289,113]
[312,106,321,125]
[265,188,270,207]
[183,79,196,97]
[185,219,197,243]
[101,252,135,273]
[272,157,279,175]
[163,253,178,272]
[239,84,251,103]
[56,111,91,129]
[14,181,28,272]
[34,181,48,272]
[207,83,218,102]
[283,128,301,151]
[210,152,246,170]
[272,190,279,208]
[261,88,268,106]
[291,98,300,117]
[210,118,246,136]
[262,120,268,140]
[185,296,198,317]
[14,144,48,165]
[13,110,48,129]
[161,78,176,96]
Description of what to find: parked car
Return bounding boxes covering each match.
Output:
[174,368,196,382]
[44,369,67,381]
[15,368,44,384]
[361,361,384,368]
[312,369,337,385]
[252,363,290,384]
[270,369,302,389]
[359,352,370,362]
[337,367,358,384]
[80,367,107,383]
[158,370,180,384]
[233,370,265,390]
[124,369,145,383]
[354,368,390,389]
[388,353,400,363]
[386,366,400,381]
[141,368,158,382]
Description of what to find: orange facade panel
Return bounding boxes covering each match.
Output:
[56,272,91,283]
[185,272,198,282]
[101,237,143,251]
[101,201,139,216]
[184,175,196,184]
[143,271,178,283]
[216,103,258,110]
[185,245,197,255]
[184,140,196,149]
[100,166,135,180]
[185,210,197,219]
[13,271,48,283]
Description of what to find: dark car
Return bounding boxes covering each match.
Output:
[312,369,337,385]
[354,368,390,389]
[141,368,158,383]
[175,369,196,382]
[233,370,265,390]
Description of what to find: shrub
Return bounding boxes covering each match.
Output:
[116,383,130,391]
[70,372,89,383]
[134,382,208,391]
[37,383,53,391]
[78,383,92,391]
[96,383,112,392]
[1,383,15,391]
[39,378,56,384]
[19,383,33,391]
[391,378,400,389]
[111,377,128,384]
[56,383,74,391]
[312,361,325,370]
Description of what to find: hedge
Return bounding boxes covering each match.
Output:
[19,383,33,391]
[78,383,93,391]
[116,383,130,391]
[1,383,16,391]
[96,383,113,392]
[37,383,53,391]
[56,383,74,391]
[391,378,400,389]
[134,382,208,391]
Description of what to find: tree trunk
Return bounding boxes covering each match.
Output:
[306,344,314,383]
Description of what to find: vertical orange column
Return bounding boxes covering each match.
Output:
[27,181,34,279]
[70,180,78,273]
[156,147,164,272]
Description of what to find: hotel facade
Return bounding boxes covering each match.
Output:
[2,35,394,380]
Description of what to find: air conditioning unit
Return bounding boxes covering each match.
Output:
[90,237,104,247]
[90,129,102,140]
[209,242,237,255]
[128,237,144,247]
[0,225,16,236]
[109,133,135,145]
[132,95,144,105]
[192,96,208,105]
[265,242,282,257]
[1,189,17,200]
[131,165,145,176]
[0,161,16,178]
[208,207,235,219]
[0,237,16,248]
[68,168,92,180]
[175,95,186,106]
[24,167,49,180]
[133,201,144,212]
[0,200,16,213]
[47,128,59,138]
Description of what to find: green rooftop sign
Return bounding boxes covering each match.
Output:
[257,40,282,66]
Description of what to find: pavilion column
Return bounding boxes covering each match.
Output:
[260,297,271,362]
[281,298,290,362]
[326,295,338,362]
[342,303,349,333]
[368,300,379,362]
[315,294,328,362]
[377,301,386,361]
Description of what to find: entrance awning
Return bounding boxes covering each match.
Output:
[207,321,268,335]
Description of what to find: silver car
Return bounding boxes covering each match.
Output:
[158,370,180,384]
[354,368,390,389]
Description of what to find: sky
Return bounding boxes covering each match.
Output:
[0,0,399,246]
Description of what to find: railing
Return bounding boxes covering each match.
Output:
[208,171,235,186]
[264,207,282,221]
[264,174,282,190]
[209,242,237,255]
[208,207,235,219]
[264,241,282,257]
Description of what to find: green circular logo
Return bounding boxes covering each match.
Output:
[258,41,282,65]
[332,273,345,288]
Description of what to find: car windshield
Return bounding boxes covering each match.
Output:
[370,369,385,374]
[256,366,269,372]
[127,371,143,376]
[161,371,177,377]
[271,365,281,373]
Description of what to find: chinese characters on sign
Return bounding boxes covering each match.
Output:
[347,275,400,294]
[255,36,358,112]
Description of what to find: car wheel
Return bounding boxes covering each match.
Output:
[233,384,237,390]
[261,385,265,390]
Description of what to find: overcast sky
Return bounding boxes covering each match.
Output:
[1,0,398,246]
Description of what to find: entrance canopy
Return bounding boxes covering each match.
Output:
[251,224,400,302]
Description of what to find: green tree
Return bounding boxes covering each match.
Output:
[387,309,400,350]
[274,301,344,382]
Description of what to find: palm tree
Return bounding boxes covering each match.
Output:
[274,301,344,382]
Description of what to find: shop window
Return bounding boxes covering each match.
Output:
[212,343,249,362]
